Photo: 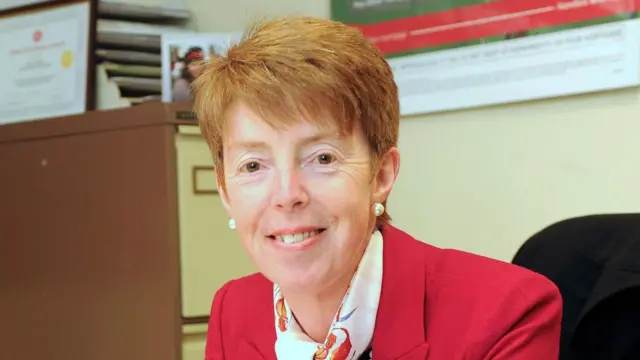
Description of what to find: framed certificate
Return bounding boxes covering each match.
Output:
[0,0,97,125]
[0,0,52,12]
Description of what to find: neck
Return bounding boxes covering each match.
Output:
[283,277,351,343]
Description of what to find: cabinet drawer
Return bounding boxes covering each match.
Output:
[182,324,207,360]
[175,127,257,318]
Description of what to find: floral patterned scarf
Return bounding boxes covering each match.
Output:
[273,230,383,360]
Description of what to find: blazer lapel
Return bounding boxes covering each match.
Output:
[241,276,277,360]
[372,225,430,360]
[390,343,430,360]
[238,340,268,359]
[250,331,277,360]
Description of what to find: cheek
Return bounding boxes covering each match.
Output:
[225,177,270,225]
[305,169,372,214]
[305,163,372,196]
[226,184,265,254]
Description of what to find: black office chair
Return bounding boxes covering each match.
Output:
[512,214,640,360]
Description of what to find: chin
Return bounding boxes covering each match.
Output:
[261,260,330,292]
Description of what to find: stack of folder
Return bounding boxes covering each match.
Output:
[95,0,193,109]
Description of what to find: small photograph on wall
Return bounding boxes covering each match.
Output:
[161,33,240,103]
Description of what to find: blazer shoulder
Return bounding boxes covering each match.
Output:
[382,225,559,297]
[206,273,274,359]
[227,272,272,291]
[437,247,559,294]
[423,246,562,358]
[210,272,273,331]
[215,272,273,313]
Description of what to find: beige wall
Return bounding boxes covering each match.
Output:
[187,0,330,32]
[154,0,640,261]
[394,89,640,261]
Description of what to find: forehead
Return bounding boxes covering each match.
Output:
[224,102,344,143]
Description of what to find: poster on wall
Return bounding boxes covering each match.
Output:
[0,0,94,126]
[332,0,640,116]
[161,33,241,103]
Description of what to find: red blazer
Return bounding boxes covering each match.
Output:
[206,225,562,359]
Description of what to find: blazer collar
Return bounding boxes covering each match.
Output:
[372,225,430,360]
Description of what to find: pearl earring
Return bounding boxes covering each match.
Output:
[373,203,385,217]
[228,218,236,230]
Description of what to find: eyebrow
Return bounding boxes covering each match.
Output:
[227,132,344,153]
[227,140,268,153]
[300,132,344,146]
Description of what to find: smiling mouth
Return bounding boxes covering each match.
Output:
[268,229,326,244]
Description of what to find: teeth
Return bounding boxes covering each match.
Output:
[275,230,321,244]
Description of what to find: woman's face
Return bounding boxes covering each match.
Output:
[219,103,398,294]
[188,62,201,77]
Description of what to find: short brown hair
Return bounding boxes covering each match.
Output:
[192,16,399,227]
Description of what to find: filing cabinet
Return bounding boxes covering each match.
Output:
[0,103,257,360]
[182,324,209,360]
[175,125,257,319]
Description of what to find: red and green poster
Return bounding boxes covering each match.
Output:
[332,0,640,115]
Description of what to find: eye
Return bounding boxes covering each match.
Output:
[242,161,261,173]
[315,153,335,165]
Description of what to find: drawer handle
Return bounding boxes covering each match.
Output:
[192,166,218,195]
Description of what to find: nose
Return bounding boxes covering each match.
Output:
[270,168,309,212]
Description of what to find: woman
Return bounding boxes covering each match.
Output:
[192,17,562,360]
[172,46,204,102]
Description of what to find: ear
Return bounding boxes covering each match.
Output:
[216,171,231,212]
[372,147,400,203]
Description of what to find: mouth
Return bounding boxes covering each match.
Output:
[267,228,327,245]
